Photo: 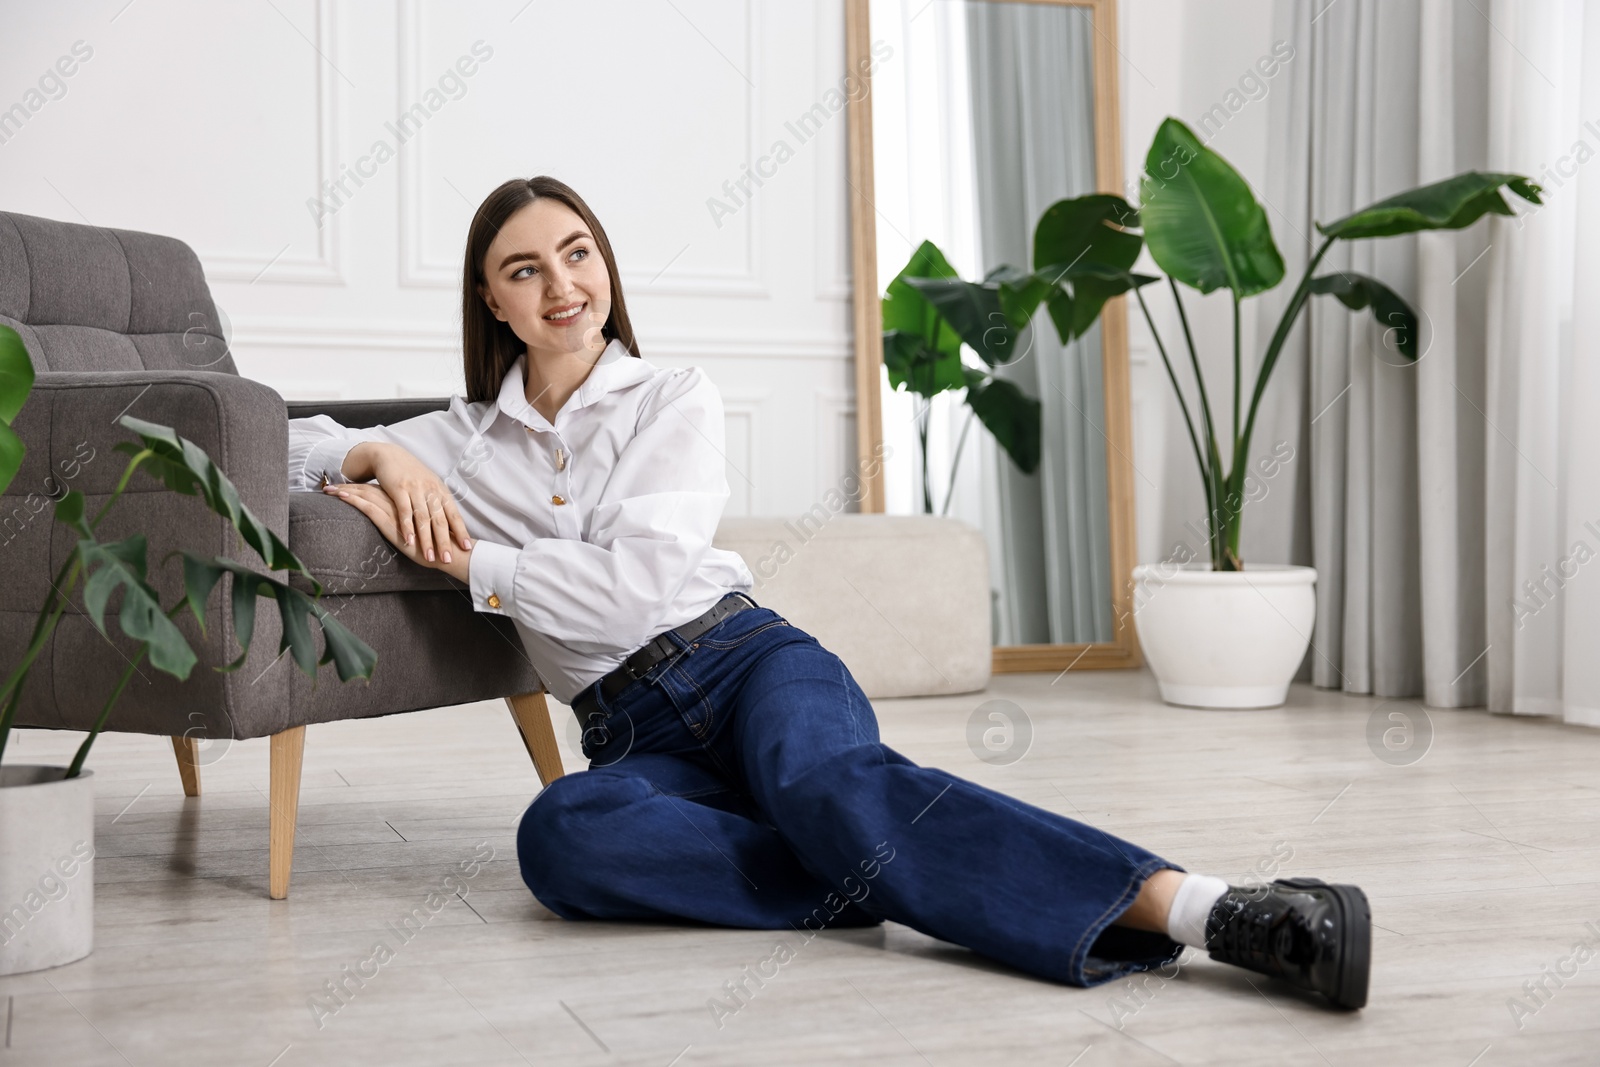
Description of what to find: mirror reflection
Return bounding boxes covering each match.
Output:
[871,0,1112,646]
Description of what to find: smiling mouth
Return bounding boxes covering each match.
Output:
[543,302,585,322]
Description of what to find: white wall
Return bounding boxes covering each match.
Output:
[0,0,860,518]
[4,0,1300,550]
[1119,0,1283,563]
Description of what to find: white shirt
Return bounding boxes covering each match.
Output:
[286,338,755,704]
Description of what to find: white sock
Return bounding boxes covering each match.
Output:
[1164,874,1230,949]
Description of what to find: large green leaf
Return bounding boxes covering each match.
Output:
[903,275,1034,367]
[882,329,966,396]
[962,369,1041,475]
[882,241,967,398]
[54,488,89,537]
[1309,272,1420,361]
[1317,172,1542,240]
[1033,194,1141,272]
[115,415,310,584]
[1035,263,1161,344]
[181,555,376,682]
[78,535,199,680]
[0,325,34,495]
[1139,118,1285,297]
[1033,194,1144,339]
[0,325,32,424]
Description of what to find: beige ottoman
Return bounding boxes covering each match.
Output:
[712,515,991,698]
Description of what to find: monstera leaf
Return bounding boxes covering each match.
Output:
[182,555,376,680]
[0,325,34,495]
[78,534,199,679]
[1139,118,1284,298]
[115,414,306,579]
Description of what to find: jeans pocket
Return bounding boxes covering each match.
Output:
[693,609,791,651]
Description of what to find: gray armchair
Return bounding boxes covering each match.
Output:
[0,210,565,898]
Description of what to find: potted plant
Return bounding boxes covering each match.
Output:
[889,117,1539,707]
[0,325,376,975]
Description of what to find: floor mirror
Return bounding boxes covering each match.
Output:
[845,0,1140,672]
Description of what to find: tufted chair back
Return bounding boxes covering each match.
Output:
[0,210,235,375]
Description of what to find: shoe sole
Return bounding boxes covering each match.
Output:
[1281,877,1371,1009]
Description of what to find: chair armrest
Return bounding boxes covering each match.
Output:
[22,369,289,558]
[285,397,451,430]
[5,370,294,738]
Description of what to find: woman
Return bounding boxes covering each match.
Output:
[287,176,1372,1010]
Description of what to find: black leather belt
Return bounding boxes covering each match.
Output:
[571,591,758,722]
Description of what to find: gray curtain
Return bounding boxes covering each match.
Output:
[965,2,1111,644]
[1250,0,1600,723]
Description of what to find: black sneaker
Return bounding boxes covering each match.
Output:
[1204,876,1372,1009]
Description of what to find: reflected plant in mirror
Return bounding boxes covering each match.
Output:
[881,240,1042,516]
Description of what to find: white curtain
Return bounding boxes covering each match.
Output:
[966,2,1112,644]
[1253,0,1600,723]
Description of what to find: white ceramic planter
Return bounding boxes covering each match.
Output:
[1131,563,1317,709]
[0,765,95,976]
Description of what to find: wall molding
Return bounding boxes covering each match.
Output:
[395,0,768,298]
[200,0,344,285]
[718,386,771,516]
[230,317,854,361]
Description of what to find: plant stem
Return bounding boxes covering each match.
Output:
[0,555,84,763]
[1134,286,1214,532]
[941,407,977,517]
[66,648,146,778]
[65,598,185,778]
[90,449,153,531]
[1168,278,1227,567]
[917,398,932,514]
[1231,293,1242,457]
[1229,234,1338,562]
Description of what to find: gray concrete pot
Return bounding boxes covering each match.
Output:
[0,765,95,976]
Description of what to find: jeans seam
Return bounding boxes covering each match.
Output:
[667,661,716,741]
[838,655,863,747]
[1068,855,1179,984]
[694,617,789,650]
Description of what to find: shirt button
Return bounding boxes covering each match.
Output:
[487,594,501,609]
[552,495,566,505]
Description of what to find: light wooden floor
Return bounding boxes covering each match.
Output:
[3,669,1598,1066]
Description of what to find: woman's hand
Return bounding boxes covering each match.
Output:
[323,483,473,583]
[341,441,472,564]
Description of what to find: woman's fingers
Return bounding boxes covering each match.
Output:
[426,493,453,564]
[409,487,437,562]
[444,496,472,551]
[332,486,398,543]
[326,485,422,564]
[391,485,417,550]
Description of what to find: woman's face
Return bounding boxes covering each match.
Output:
[478,198,612,358]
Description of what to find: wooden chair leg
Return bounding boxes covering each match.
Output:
[506,691,566,786]
[170,735,201,797]
[268,725,306,900]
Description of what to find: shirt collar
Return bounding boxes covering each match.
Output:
[484,338,654,432]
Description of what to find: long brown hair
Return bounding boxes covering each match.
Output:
[461,176,640,402]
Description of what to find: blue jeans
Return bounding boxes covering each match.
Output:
[516,593,1184,987]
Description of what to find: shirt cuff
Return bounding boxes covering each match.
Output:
[468,540,520,615]
[304,437,359,488]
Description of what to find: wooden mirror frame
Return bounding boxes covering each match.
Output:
[844,0,1141,672]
